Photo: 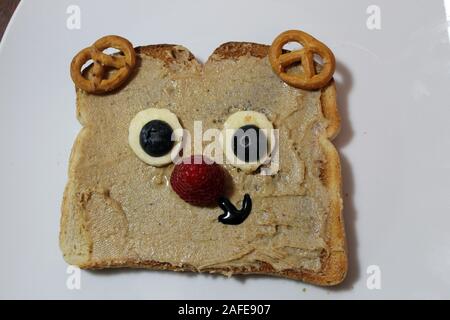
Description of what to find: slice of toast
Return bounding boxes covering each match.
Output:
[60,42,347,285]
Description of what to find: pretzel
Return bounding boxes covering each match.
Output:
[269,30,335,90]
[70,35,136,94]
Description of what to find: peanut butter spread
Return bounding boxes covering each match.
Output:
[64,44,331,273]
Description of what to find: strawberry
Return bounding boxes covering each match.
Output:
[170,155,225,206]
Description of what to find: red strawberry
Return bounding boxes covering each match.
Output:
[170,155,225,206]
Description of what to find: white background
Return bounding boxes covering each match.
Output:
[0,0,450,299]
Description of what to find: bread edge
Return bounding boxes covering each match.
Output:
[60,42,347,286]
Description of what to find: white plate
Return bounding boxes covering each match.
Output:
[1,0,450,299]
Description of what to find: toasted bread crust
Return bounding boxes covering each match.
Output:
[135,45,197,65]
[210,42,269,60]
[61,42,347,285]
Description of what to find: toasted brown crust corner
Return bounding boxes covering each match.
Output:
[61,42,347,286]
[321,80,341,140]
[210,42,269,61]
[135,44,198,66]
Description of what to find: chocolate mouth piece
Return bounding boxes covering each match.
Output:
[217,194,252,225]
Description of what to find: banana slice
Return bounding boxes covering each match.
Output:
[129,108,183,167]
[221,111,275,172]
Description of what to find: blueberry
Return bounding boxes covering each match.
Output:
[232,125,267,162]
[139,120,174,157]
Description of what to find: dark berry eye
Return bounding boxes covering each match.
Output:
[232,125,268,163]
[222,111,275,172]
[129,108,183,167]
[140,120,174,157]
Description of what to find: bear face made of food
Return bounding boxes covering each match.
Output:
[62,31,346,285]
